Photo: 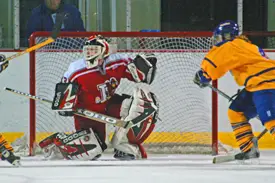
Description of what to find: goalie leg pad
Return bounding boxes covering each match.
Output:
[111,118,155,159]
[111,87,158,146]
[111,108,157,159]
[111,126,144,159]
[74,115,107,143]
[61,129,107,160]
[122,86,158,122]
[127,119,155,144]
[123,87,159,144]
[39,129,107,160]
[110,87,159,159]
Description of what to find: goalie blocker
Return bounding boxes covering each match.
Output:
[52,82,79,116]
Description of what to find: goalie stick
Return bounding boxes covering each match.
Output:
[207,84,268,164]
[4,87,156,130]
[2,12,65,63]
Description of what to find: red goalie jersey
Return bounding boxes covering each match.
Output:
[63,54,136,114]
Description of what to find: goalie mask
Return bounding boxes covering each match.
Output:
[212,20,239,45]
[83,35,110,69]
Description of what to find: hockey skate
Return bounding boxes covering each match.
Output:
[0,145,21,166]
[114,148,135,160]
[235,137,260,160]
[213,137,259,164]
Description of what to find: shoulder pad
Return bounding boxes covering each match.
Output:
[63,58,86,80]
[105,53,131,65]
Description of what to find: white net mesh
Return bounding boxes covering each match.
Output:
[25,32,216,155]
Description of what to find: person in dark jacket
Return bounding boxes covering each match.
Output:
[26,0,86,44]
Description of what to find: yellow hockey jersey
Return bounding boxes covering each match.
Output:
[201,37,275,92]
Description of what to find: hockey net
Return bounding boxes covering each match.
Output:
[15,31,222,156]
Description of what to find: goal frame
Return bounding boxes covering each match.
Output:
[29,31,218,156]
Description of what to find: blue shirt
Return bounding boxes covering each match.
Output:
[26,2,86,44]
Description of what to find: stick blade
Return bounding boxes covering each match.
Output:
[213,154,235,164]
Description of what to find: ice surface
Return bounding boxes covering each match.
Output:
[1,151,275,183]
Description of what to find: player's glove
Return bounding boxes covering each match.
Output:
[193,70,211,88]
[0,54,8,73]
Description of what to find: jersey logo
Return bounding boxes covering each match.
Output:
[95,77,118,103]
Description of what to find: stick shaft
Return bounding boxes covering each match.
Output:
[207,84,231,100]
[5,87,52,103]
[4,11,65,63]
[4,38,55,62]
[4,87,132,129]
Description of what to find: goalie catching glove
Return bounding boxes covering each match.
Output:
[127,53,157,84]
[52,82,79,116]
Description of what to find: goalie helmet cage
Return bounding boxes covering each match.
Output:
[29,31,218,156]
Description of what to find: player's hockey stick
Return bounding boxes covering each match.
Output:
[4,87,156,130]
[207,84,268,163]
[3,12,65,63]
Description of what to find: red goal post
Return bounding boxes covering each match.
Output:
[28,31,218,156]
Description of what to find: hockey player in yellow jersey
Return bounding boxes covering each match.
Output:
[194,20,275,160]
[0,54,20,166]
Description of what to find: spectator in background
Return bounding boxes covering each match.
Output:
[26,0,85,45]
